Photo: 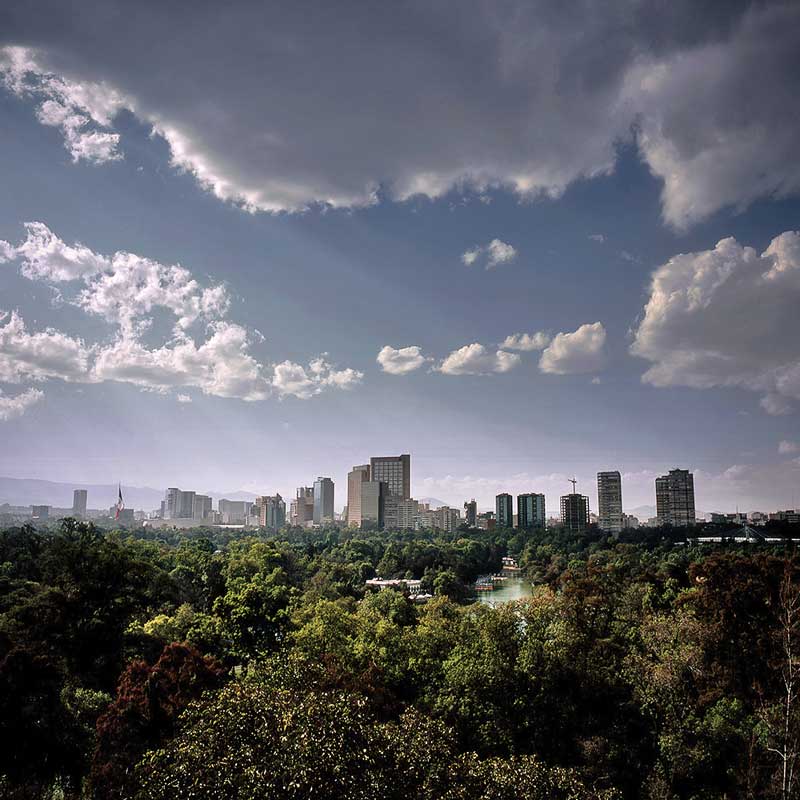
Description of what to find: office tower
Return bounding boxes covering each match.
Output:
[192,494,212,520]
[464,499,477,527]
[31,505,50,520]
[370,454,411,500]
[360,480,385,528]
[72,489,88,519]
[290,487,315,527]
[495,493,514,528]
[394,498,419,529]
[655,469,696,527]
[561,492,590,534]
[218,499,253,524]
[347,464,371,527]
[313,477,335,525]
[597,471,623,535]
[517,493,546,529]
[164,487,197,519]
[256,494,286,528]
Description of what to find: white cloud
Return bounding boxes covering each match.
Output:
[272,357,363,399]
[0,240,15,262]
[0,310,92,383]
[2,222,361,403]
[92,323,269,401]
[461,239,517,270]
[439,343,520,376]
[631,231,800,414]
[0,387,44,421]
[376,345,428,375]
[6,223,229,336]
[1,46,125,164]
[176,393,192,403]
[14,221,109,281]
[461,248,481,266]
[779,440,799,455]
[589,234,606,243]
[501,331,551,352]
[3,4,798,224]
[539,322,606,375]
[486,239,518,268]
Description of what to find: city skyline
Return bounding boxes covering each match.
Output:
[1,3,799,513]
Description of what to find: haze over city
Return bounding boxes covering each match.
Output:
[1,0,799,514]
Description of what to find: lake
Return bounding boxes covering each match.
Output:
[476,578,533,606]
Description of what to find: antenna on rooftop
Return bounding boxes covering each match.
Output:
[569,477,577,494]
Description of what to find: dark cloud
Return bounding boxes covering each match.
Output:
[0,0,797,223]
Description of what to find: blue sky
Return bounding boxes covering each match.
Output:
[1,1,799,513]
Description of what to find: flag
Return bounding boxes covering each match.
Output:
[115,484,124,519]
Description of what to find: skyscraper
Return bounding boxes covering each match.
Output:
[517,493,546,529]
[370,454,411,500]
[656,469,696,527]
[495,493,514,528]
[597,471,623,535]
[192,494,212,520]
[164,487,196,519]
[218,499,253,524]
[256,494,286,528]
[347,464,371,527]
[72,489,87,519]
[561,492,589,533]
[463,499,477,527]
[313,477,335,525]
[360,480,385,528]
[290,487,315,527]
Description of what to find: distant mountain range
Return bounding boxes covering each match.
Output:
[0,477,257,512]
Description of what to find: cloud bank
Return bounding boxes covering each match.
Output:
[631,230,800,414]
[0,223,362,415]
[1,2,798,225]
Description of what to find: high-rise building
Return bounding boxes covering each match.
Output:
[417,505,461,532]
[164,487,197,519]
[360,480,385,528]
[31,505,50,520]
[463,499,477,527]
[561,493,590,534]
[290,487,315,527]
[72,489,88,519]
[655,469,696,527]
[517,493,546,529]
[256,494,286,528]
[192,494,213,520]
[370,454,411,500]
[218,499,253,524]
[313,477,335,525]
[347,465,371,527]
[495,493,514,528]
[597,471,623,535]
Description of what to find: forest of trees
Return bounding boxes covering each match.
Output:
[3,518,800,798]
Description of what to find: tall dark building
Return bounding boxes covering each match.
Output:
[561,493,589,533]
[495,493,514,528]
[597,471,623,534]
[360,480,385,528]
[656,469,696,526]
[463,498,477,527]
[313,477,335,525]
[72,488,87,519]
[370,454,411,500]
[517,493,546,529]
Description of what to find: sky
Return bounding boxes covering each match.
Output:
[1,0,799,515]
